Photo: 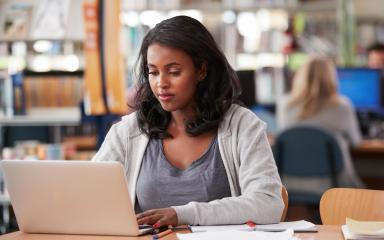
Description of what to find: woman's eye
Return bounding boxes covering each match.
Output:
[148,71,158,75]
[169,71,180,76]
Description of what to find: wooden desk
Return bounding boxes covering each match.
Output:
[0,225,343,240]
[351,139,384,189]
[295,225,342,240]
[352,139,384,157]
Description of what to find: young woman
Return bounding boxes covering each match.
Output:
[277,56,364,194]
[92,16,283,228]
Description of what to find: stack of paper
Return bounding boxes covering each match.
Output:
[177,229,295,240]
[342,218,384,239]
[190,220,316,233]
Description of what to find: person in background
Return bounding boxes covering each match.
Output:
[367,43,384,69]
[92,16,283,228]
[277,56,365,194]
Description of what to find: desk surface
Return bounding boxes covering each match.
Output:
[353,139,384,154]
[0,225,343,240]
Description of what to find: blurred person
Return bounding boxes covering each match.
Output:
[367,43,384,69]
[277,56,365,194]
[92,16,283,228]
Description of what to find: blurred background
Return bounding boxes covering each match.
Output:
[0,0,384,233]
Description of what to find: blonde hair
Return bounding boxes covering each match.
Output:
[288,56,340,120]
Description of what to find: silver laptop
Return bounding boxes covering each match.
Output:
[1,160,152,236]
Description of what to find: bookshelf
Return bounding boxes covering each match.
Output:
[0,0,86,152]
[0,66,87,161]
[0,107,80,145]
[0,107,80,126]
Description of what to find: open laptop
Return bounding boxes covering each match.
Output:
[1,160,153,236]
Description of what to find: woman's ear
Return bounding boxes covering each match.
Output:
[198,63,208,81]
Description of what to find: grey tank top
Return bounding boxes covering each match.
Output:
[135,136,231,213]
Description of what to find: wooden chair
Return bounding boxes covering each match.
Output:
[320,188,384,225]
[281,185,288,221]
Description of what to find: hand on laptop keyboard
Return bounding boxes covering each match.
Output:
[136,207,178,228]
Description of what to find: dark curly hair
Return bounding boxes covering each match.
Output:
[134,15,241,138]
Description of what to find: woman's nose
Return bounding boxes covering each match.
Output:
[157,74,169,88]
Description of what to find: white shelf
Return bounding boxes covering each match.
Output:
[0,107,81,127]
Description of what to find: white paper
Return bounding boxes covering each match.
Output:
[177,229,294,240]
[190,220,316,233]
[255,220,316,232]
[347,218,384,236]
[190,224,250,232]
[342,225,384,240]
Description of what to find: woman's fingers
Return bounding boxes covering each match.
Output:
[137,214,162,225]
[136,208,178,228]
[136,209,157,220]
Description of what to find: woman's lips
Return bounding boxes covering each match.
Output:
[158,94,174,101]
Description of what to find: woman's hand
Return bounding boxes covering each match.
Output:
[136,207,178,228]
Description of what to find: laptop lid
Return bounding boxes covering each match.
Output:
[1,160,150,236]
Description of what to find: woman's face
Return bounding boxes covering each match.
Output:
[147,43,204,114]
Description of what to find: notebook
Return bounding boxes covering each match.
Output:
[1,160,153,236]
[342,218,384,240]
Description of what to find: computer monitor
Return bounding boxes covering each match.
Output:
[236,70,256,108]
[337,68,382,110]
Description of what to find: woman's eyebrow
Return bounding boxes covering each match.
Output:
[165,62,181,67]
[147,62,181,68]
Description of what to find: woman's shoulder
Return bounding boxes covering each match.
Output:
[337,95,354,107]
[221,104,265,131]
[115,111,141,136]
[225,104,257,119]
[328,95,354,112]
[317,96,355,119]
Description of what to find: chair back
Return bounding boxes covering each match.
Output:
[273,126,344,205]
[320,188,384,225]
[281,185,288,221]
